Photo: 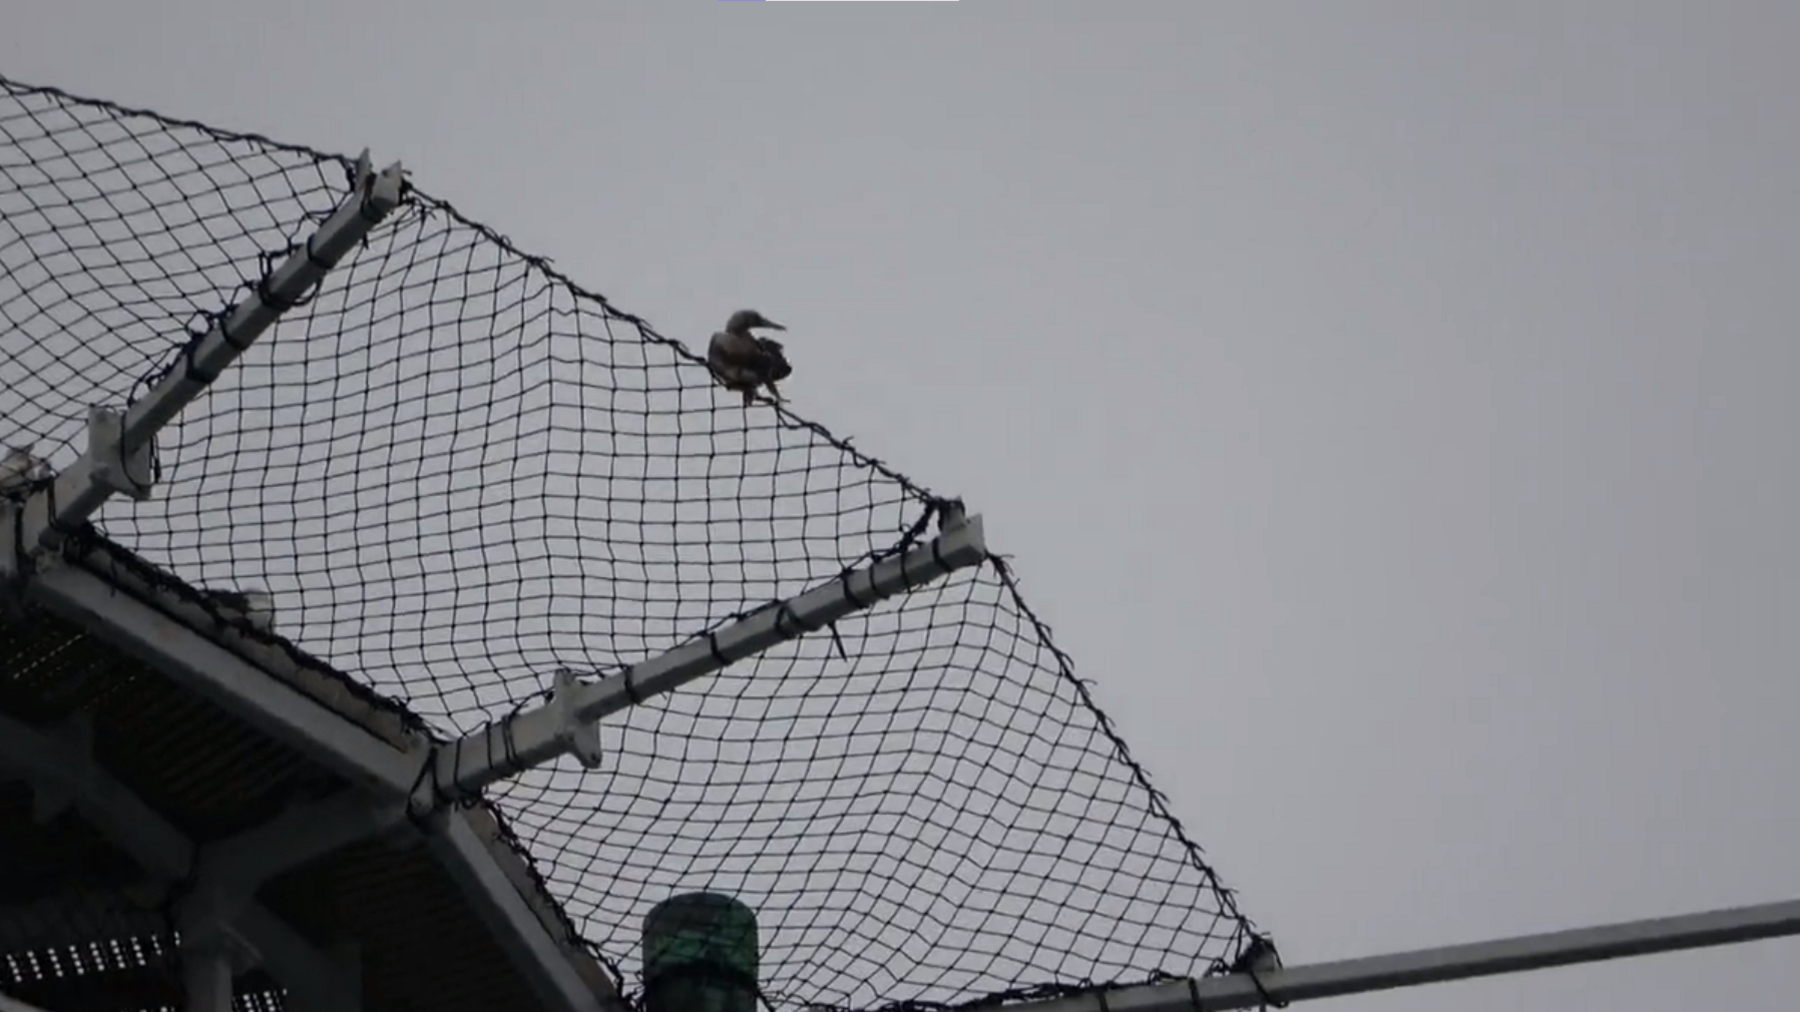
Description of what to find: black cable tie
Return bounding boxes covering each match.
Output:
[212,305,252,354]
[498,711,520,779]
[621,666,645,706]
[772,602,798,637]
[1248,965,1285,1010]
[706,630,730,667]
[302,231,334,271]
[764,600,849,660]
[255,272,304,314]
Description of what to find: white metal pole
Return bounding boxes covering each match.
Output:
[182,943,235,1012]
[424,512,989,804]
[18,151,406,554]
[990,897,1800,1012]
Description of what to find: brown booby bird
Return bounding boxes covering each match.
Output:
[707,309,792,406]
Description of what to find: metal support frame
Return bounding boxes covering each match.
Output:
[18,561,423,798]
[1,508,987,1011]
[14,556,614,1012]
[994,898,1800,1012]
[428,512,990,801]
[0,710,362,1012]
[184,789,409,927]
[0,143,641,1012]
[11,149,406,557]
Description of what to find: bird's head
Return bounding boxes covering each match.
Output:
[725,309,785,335]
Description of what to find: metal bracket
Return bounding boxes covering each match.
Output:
[937,497,969,534]
[550,668,604,770]
[351,148,408,217]
[85,405,154,502]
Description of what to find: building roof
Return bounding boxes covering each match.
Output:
[0,528,625,1012]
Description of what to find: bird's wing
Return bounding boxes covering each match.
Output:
[756,338,793,382]
[709,330,772,369]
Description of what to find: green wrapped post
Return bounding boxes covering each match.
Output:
[643,892,759,1012]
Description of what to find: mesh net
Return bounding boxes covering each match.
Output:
[0,75,1261,1011]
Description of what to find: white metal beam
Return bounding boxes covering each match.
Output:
[19,560,426,799]
[0,710,360,1009]
[182,939,235,1012]
[990,898,1800,1012]
[12,150,406,556]
[429,512,989,800]
[424,805,617,1012]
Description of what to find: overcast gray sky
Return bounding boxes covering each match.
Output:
[5,3,1798,1011]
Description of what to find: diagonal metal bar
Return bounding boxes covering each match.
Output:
[425,804,618,1012]
[992,898,1800,1012]
[425,512,989,803]
[15,150,406,555]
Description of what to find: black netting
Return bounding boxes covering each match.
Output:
[1,75,1261,1012]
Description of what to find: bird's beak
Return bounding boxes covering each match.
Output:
[762,319,786,332]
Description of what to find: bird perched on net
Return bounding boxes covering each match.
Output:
[707,309,792,406]
[0,445,51,499]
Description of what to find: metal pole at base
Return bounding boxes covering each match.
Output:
[985,896,1800,1012]
[644,892,759,1012]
